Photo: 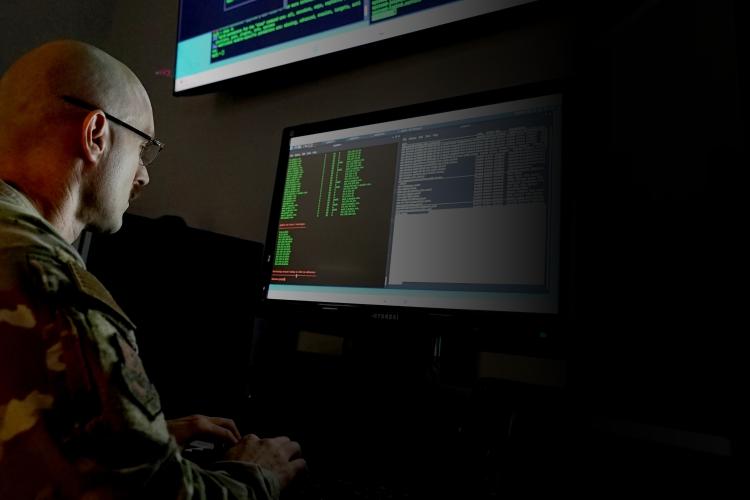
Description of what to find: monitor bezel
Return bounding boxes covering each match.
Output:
[259,80,568,348]
[172,0,545,97]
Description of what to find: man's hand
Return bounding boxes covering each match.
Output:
[166,414,242,447]
[224,434,306,490]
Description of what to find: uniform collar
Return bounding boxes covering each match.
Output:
[0,179,42,217]
[0,179,86,267]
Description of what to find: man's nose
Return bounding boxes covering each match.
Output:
[135,163,150,188]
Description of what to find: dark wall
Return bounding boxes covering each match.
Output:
[564,0,742,445]
[0,0,116,70]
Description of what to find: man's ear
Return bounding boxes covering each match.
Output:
[80,110,108,164]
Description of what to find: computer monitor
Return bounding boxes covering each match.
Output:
[174,0,538,94]
[261,82,563,337]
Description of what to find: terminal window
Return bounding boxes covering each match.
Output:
[272,104,557,296]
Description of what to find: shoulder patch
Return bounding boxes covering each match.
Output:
[112,334,162,420]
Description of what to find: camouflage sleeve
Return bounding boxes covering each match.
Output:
[0,248,279,499]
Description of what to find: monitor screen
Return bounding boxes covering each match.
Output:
[262,84,563,319]
[174,0,537,94]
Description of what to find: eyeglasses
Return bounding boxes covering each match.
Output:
[61,95,164,167]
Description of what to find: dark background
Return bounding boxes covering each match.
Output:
[3,0,744,495]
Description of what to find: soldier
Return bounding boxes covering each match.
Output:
[0,40,305,498]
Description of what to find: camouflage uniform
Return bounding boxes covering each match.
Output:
[0,180,279,499]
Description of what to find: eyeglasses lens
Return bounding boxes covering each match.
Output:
[140,142,162,166]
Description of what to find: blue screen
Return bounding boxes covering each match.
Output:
[175,0,537,93]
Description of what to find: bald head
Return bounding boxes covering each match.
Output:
[0,40,153,242]
[0,40,152,148]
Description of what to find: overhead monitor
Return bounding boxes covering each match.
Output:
[174,0,538,94]
[261,82,564,328]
